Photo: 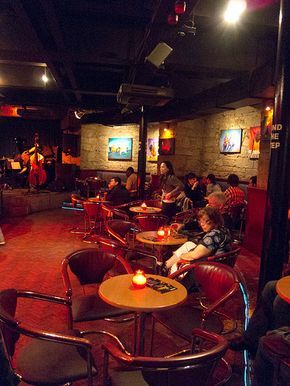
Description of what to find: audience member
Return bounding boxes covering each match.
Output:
[106,176,130,205]
[224,174,245,210]
[184,172,205,207]
[229,279,290,355]
[249,175,257,187]
[125,167,138,192]
[159,161,184,219]
[162,207,232,287]
[206,174,221,196]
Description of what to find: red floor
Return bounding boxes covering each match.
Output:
[0,208,260,385]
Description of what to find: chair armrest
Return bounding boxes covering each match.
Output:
[17,290,71,306]
[112,209,129,221]
[169,262,197,279]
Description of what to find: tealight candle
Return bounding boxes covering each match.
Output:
[132,270,147,289]
[157,227,165,240]
[141,202,147,211]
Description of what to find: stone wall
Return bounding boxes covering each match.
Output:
[81,106,263,181]
[81,123,158,175]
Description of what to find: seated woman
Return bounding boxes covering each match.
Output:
[163,206,232,280]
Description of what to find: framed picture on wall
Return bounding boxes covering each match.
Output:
[147,138,158,162]
[219,129,242,154]
[248,126,261,159]
[159,138,175,155]
[108,138,133,160]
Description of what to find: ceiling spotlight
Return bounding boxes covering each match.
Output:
[224,0,247,23]
[175,1,186,15]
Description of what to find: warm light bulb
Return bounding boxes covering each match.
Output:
[265,106,271,111]
[41,74,48,83]
[224,0,246,23]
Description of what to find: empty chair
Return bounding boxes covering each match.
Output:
[69,193,86,234]
[0,288,97,385]
[61,248,133,327]
[103,328,229,386]
[134,214,169,231]
[100,219,158,273]
[86,177,105,197]
[82,201,103,242]
[151,262,241,347]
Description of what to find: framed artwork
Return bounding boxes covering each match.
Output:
[108,137,133,160]
[159,138,175,155]
[219,129,242,154]
[147,138,158,162]
[248,126,261,159]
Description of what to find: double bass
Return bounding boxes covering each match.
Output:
[28,133,47,189]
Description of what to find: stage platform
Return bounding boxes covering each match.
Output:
[1,189,70,217]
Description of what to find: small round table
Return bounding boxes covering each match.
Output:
[129,206,162,214]
[99,274,187,355]
[276,276,290,304]
[136,231,188,261]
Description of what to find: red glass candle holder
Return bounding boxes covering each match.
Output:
[141,202,147,211]
[132,270,147,289]
[157,227,165,240]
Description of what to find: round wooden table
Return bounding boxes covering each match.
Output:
[129,206,162,214]
[99,274,187,354]
[136,230,188,246]
[276,276,290,304]
[136,231,188,261]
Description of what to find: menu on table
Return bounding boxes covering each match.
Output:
[146,277,177,294]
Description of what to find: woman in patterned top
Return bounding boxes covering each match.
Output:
[164,206,232,274]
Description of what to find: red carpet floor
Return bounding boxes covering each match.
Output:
[0,208,260,386]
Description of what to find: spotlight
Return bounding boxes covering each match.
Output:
[224,0,247,23]
[41,74,48,83]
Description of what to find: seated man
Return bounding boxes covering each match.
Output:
[125,167,138,192]
[230,279,290,355]
[106,176,130,205]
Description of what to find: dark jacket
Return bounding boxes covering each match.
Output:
[106,184,130,205]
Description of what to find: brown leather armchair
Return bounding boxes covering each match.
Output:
[0,288,97,385]
[61,248,134,328]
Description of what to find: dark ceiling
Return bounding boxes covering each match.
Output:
[0,0,279,123]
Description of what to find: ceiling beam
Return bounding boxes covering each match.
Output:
[11,0,70,103]
[39,0,81,102]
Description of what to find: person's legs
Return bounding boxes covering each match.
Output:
[230,280,278,354]
[0,227,5,245]
[165,241,196,269]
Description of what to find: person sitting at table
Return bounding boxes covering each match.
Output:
[159,161,184,220]
[229,278,290,355]
[125,167,138,192]
[184,172,205,207]
[206,174,221,196]
[106,176,130,205]
[162,207,232,280]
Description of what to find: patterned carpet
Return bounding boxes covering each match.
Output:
[0,208,260,385]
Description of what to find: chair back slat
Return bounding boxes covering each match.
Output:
[194,262,239,304]
[134,214,169,231]
[66,248,118,285]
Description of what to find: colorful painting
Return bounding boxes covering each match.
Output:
[108,138,132,160]
[248,126,261,159]
[159,138,175,155]
[219,129,242,154]
[147,138,158,162]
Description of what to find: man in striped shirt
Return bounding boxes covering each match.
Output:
[224,174,246,229]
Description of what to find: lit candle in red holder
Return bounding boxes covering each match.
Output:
[141,202,147,211]
[96,194,100,200]
[157,227,165,240]
[132,270,147,289]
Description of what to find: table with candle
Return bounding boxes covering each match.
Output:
[98,273,187,355]
[136,230,188,261]
[129,202,162,214]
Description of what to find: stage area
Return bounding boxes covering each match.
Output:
[1,189,70,217]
